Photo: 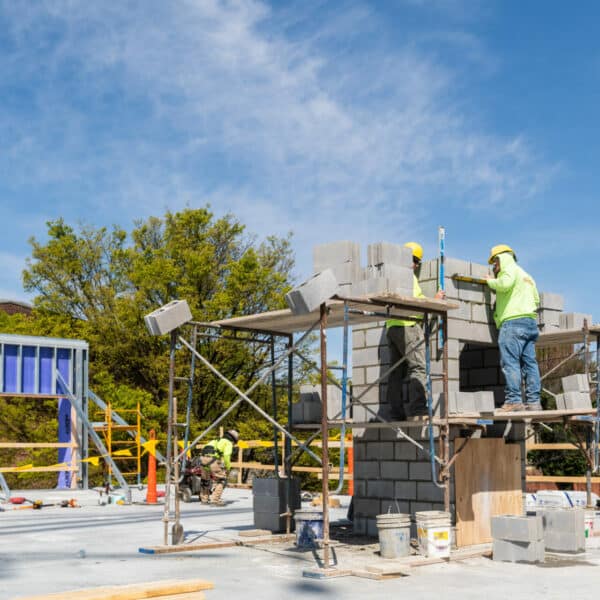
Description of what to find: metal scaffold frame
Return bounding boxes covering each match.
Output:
[160,293,455,569]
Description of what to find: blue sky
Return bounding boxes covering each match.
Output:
[1,0,598,319]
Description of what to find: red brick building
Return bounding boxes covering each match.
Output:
[0,299,32,316]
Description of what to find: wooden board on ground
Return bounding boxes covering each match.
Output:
[15,579,213,600]
[238,529,272,537]
[454,438,522,547]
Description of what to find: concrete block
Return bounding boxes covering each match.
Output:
[422,258,439,280]
[559,312,593,330]
[461,348,484,369]
[474,391,495,413]
[457,281,486,303]
[447,318,496,344]
[365,327,385,347]
[367,480,395,499]
[555,393,566,410]
[563,391,592,410]
[313,241,360,272]
[144,299,193,335]
[354,497,381,519]
[419,279,439,298]
[416,481,445,503]
[492,538,545,563]
[366,442,395,460]
[327,261,361,285]
[562,374,590,393]
[354,461,380,479]
[380,460,409,480]
[443,276,460,299]
[286,269,339,315]
[299,384,342,420]
[491,515,543,542]
[395,442,417,461]
[471,303,492,323]
[538,309,561,328]
[446,391,460,414]
[444,257,471,278]
[352,278,412,298]
[336,282,354,298]
[539,292,565,311]
[409,462,432,481]
[353,347,381,368]
[458,392,476,413]
[470,262,491,279]
[536,507,585,553]
[352,329,366,348]
[367,242,413,268]
[395,480,417,500]
[452,301,471,321]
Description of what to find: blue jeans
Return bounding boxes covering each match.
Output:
[498,317,541,405]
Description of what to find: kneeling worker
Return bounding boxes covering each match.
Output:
[485,245,542,412]
[386,242,445,419]
[199,429,239,505]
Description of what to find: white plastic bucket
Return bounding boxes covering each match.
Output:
[376,513,411,559]
[415,510,451,558]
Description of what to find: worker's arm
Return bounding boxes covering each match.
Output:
[486,259,516,292]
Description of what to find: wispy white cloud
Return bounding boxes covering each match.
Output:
[0,0,553,291]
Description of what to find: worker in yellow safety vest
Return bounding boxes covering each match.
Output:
[386,242,445,419]
[199,429,239,505]
[485,245,542,412]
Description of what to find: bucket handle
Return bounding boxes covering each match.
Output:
[386,499,402,514]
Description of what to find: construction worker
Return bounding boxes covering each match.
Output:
[198,429,239,505]
[386,242,445,419]
[485,245,541,412]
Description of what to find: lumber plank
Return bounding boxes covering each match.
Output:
[139,534,296,555]
[14,579,213,600]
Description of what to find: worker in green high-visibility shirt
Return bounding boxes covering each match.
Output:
[485,244,542,412]
[386,242,445,419]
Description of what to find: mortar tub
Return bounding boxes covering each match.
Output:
[376,513,411,559]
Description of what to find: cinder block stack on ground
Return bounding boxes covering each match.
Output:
[531,507,586,554]
[491,514,545,563]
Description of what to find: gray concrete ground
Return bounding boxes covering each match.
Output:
[2,487,600,599]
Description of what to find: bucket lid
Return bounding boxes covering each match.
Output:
[376,513,410,521]
[415,510,450,520]
[294,509,323,519]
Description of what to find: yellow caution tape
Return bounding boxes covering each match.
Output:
[81,457,101,466]
[113,449,133,457]
[14,463,34,471]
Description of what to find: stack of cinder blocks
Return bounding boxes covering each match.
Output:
[312,241,361,298]
[555,375,592,410]
[491,514,545,563]
[291,385,343,424]
[532,507,586,554]
[353,242,413,297]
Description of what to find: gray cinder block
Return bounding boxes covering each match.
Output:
[562,374,590,393]
[555,393,566,410]
[313,241,360,272]
[562,391,592,410]
[559,313,593,330]
[493,538,545,563]
[536,508,585,554]
[299,384,343,421]
[367,242,413,268]
[444,257,471,277]
[470,262,491,279]
[286,269,339,315]
[458,392,476,413]
[474,391,495,413]
[538,309,561,328]
[491,515,543,543]
[327,261,361,285]
[352,278,412,298]
[144,299,193,335]
[539,292,564,311]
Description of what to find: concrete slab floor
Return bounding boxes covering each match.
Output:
[2,487,600,599]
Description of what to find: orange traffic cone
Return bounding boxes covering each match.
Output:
[146,429,157,504]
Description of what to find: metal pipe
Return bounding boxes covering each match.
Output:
[163,330,177,545]
[320,303,330,569]
[442,316,451,512]
[425,315,445,490]
[332,302,349,494]
[271,337,279,477]
[182,326,198,474]
[176,331,323,464]
[438,226,445,349]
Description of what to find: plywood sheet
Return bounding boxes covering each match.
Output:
[454,438,522,547]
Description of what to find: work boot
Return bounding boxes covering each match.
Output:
[525,402,543,411]
[209,482,225,505]
[496,403,525,413]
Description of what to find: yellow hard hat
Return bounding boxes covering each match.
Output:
[488,244,516,264]
[404,242,423,261]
